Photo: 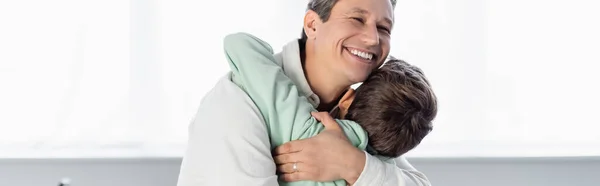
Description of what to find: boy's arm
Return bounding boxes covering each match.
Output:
[223,32,367,149]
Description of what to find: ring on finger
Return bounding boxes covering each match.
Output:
[292,162,298,172]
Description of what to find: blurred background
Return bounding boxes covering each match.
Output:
[1,0,599,185]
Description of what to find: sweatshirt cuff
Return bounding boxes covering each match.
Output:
[352,151,385,186]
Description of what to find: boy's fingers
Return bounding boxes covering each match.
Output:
[311,112,342,131]
[310,112,323,121]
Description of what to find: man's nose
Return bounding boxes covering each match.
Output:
[361,24,380,47]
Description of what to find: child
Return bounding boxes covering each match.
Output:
[223,32,437,185]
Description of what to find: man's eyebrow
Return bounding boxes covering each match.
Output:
[348,7,393,27]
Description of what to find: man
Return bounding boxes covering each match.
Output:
[177,0,432,185]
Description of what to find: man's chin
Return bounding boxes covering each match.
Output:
[345,71,370,84]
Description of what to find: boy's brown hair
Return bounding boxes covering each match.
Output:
[345,57,438,157]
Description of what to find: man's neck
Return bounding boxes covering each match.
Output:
[301,41,351,112]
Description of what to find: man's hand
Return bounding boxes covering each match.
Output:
[273,112,366,184]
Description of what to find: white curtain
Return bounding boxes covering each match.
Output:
[396,0,600,157]
[1,0,598,158]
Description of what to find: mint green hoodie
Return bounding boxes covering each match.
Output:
[223,32,369,186]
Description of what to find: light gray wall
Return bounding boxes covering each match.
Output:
[1,157,599,186]
[414,157,600,186]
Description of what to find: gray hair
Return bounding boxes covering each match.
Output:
[300,0,397,42]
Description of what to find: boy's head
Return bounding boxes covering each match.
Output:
[339,57,438,157]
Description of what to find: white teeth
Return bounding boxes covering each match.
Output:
[350,49,373,60]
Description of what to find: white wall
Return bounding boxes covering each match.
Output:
[1,157,599,186]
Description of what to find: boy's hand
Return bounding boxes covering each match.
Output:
[310,112,350,142]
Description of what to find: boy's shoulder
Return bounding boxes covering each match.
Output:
[224,32,274,54]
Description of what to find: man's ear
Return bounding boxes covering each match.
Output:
[303,10,321,39]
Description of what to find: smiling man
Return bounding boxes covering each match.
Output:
[176,0,432,185]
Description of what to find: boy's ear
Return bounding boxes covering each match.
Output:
[338,88,356,118]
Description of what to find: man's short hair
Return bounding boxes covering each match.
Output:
[345,57,438,157]
[300,0,397,43]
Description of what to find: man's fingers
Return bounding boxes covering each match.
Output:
[274,154,298,165]
[273,140,305,155]
[276,162,305,174]
[280,172,315,182]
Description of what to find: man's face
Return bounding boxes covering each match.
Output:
[312,0,394,84]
